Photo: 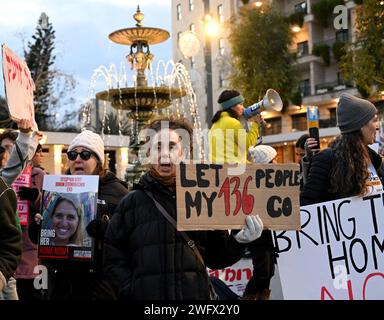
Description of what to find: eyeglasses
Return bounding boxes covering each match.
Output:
[67,150,94,161]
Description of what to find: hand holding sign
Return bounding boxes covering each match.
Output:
[234,215,264,243]
[2,44,38,132]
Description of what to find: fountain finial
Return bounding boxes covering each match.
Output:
[133,5,144,27]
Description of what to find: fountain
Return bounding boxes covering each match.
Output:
[94,6,197,188]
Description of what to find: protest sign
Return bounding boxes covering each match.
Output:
[1,44,37,131]
[38,175,98,261]
[176,163,300,231]
[11,165,32,226]
[274,192,384,299]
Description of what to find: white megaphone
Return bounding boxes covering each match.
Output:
[243,89,283,119]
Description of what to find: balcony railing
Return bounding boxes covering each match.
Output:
[315,80,353,95]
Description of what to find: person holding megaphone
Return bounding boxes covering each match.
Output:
[209,89,282,164]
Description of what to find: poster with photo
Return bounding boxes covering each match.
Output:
[38,175,99,261]
[11,165,32,226]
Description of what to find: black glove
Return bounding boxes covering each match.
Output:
[86,219,109,239]
[18,187,39,201]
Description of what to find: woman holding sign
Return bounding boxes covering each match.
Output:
[31,130,128,300]
[104,116,263,300]
[301,94,383,205]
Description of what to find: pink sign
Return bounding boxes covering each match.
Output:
[12,165,33,226]
[1,44,38,131]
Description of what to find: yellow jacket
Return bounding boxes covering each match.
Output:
[208,111,259,164]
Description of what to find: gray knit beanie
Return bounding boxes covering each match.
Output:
[336,93,377,133]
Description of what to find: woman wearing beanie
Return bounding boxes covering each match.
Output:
[300,93,383,205]
[31,130,128,300]
[209,90,262,163]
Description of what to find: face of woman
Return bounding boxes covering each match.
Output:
[361,115,379,145]
[52,200,79,244]
[232,103,244,117]
[68,147,98,175]
[149,129,184,178]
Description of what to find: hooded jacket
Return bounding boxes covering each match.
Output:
[104,172,245,300]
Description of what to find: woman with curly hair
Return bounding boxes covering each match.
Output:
[300,93,383,205]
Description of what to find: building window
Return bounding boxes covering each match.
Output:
[219,38,225,55]
[219,71,225,88]
[189,0,194,11]
[335,29,349,42]
[176,4,182,21]
[294,1,307,14]
[299,79,310,97]
[329,108,337,127]
[264,117,282,135]
[190,56,195,69]
[218,4,224,23]
[190,23,195,32]
[291,113,307,131]
[297,41,309,57]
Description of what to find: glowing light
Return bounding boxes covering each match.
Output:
[255,1,263,7]
[284,142,288,146]
[260,111,268,116]
[120,147,129,164]
[205,20,219,37]
[291,25,301,33]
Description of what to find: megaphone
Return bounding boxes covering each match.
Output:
[243,89,283,119]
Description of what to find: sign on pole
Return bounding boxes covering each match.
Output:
[1,44,38,131]
[176,163,301,231]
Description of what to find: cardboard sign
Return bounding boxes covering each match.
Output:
[274,192,384,300]
[38,175,98,261]
[176,163,301,231]
[11,165,32,226]
[1,44,37,131]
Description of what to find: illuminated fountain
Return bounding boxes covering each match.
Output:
[89,6,201,188]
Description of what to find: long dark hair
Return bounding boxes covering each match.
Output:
[328,131,371,197]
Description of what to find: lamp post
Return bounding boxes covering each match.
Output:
[202,0,217,126]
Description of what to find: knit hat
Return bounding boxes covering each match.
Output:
[68,130,104,163]
[336,93,377,133]
[218,90,245,110]
[248,145,277,164]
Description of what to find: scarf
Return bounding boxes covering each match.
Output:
[149,166,176,190]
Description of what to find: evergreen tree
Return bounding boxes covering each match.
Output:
[0,95,16,128]
[339,0,384,98]
[24,12,56,130]
[228,4,298,108]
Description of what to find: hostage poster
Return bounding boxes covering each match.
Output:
[274,192,384,299]
[38,175,98,261]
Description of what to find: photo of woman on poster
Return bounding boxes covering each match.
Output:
[40,191,96,248]
[50,197,82,246]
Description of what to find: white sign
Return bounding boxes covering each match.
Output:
[274,192,384,300]
[1,44,37,131]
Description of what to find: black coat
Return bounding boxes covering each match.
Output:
[0,177,21,282]
[104,172,245,300]
[300,147,384,206]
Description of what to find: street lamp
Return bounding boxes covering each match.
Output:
[201,0,219,127]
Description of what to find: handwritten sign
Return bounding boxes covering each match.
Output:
[274,193,384,299]
[176,163,301,231]
[1,44,37,131]
[11,165,32,226]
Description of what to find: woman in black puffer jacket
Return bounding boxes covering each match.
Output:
[103,117,264,300]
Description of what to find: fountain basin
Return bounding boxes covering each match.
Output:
[96,87,186,121]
